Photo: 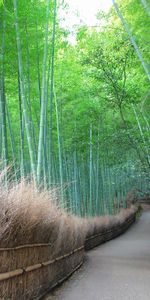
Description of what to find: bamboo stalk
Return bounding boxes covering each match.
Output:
[13,0,37,182]
[112,0,150,82]
[37,0,51,185]
[5,103,18,180]
[53,84,64,205]
[132,103,150,166]
[0,3,8,186]
[49,0,57,185]
[89,124,93,216]
[141,0,150,17]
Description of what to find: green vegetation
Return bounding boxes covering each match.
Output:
[0,0,149,216]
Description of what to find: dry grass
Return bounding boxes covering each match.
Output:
[83,206,137,238]
[0,180,85,255]
[0,178,86,299]
[0,177,137,251]
[0,175,137,299]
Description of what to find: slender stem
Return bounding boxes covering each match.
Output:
[13,0,37,182]
[112,0,150,81]
[37,0,51,184]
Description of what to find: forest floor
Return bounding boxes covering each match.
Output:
[44,208,150,300]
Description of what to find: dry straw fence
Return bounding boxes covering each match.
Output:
[0,182,138,299]
[0,243,84,300]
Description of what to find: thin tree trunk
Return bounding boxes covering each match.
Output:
[89,123,93,216]
[13,0,36,182]
[96,126,100,214]
[132,103,150,166]
[6,103,18,180]
[112,0,150,81]
[141,0,150,17]
[37,0,51,184]
[35,20,41,105]
[25,23,37,159]
[0,3,8,185]
[53,85,64,205]
[119,105,148,170]
[49,0,57,184]
[18,70,25,178]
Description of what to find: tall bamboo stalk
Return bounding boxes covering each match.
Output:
[112,0,150,82]
[35,20,41,105]
[6,103,18,180]
[37,0,51,184]
[13,0,37,182]
[141,0,150,17]
[53,85,64,205]
[89,123,93,215]
[132,103,150,166]
[73,148,78,214]
[25,23,37,160]
[0,2,8,185]
[96,125,100,214]
[18,70,25,178]
[49,0,57,184]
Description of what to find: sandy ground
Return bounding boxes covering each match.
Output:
[44,210,150,300]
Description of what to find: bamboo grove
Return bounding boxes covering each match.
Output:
[0,0,150,216]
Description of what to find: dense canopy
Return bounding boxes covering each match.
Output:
[0,0,149,216]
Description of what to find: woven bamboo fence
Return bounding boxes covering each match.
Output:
[85,212,136,250]
[0,208,138,300]
[0,244,84,299]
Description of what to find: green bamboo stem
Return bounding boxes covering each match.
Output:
[0,120,2,159]
[132,103,150,166]
[49,0,57,185]
[25,23,37,160]
[13,0,37,182]
[141,0,150,17]
[53,84,64,205]
[73,149,78,214]
[89,123,93,216]
[0,3,8,186]
[37,0,51,184]
[6,103,18,180]
[140,110,150,142]
[35,20,41,105]
[96,126,100,214]
[18,70,25,178]
[112,0,150,82]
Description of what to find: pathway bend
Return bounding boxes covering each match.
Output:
[45,211,150,300]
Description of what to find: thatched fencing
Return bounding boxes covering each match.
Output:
[0,206,138,300]
[85,212,136,250]
[0,244,84,299]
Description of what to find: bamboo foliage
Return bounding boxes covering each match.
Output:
[0,0,149,216]
[112,0,150,82]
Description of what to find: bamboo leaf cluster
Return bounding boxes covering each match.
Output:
[0,0,149,216]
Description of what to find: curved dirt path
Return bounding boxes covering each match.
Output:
[45,211,150,300]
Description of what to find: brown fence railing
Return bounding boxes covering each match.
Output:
[0,208,138,300]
